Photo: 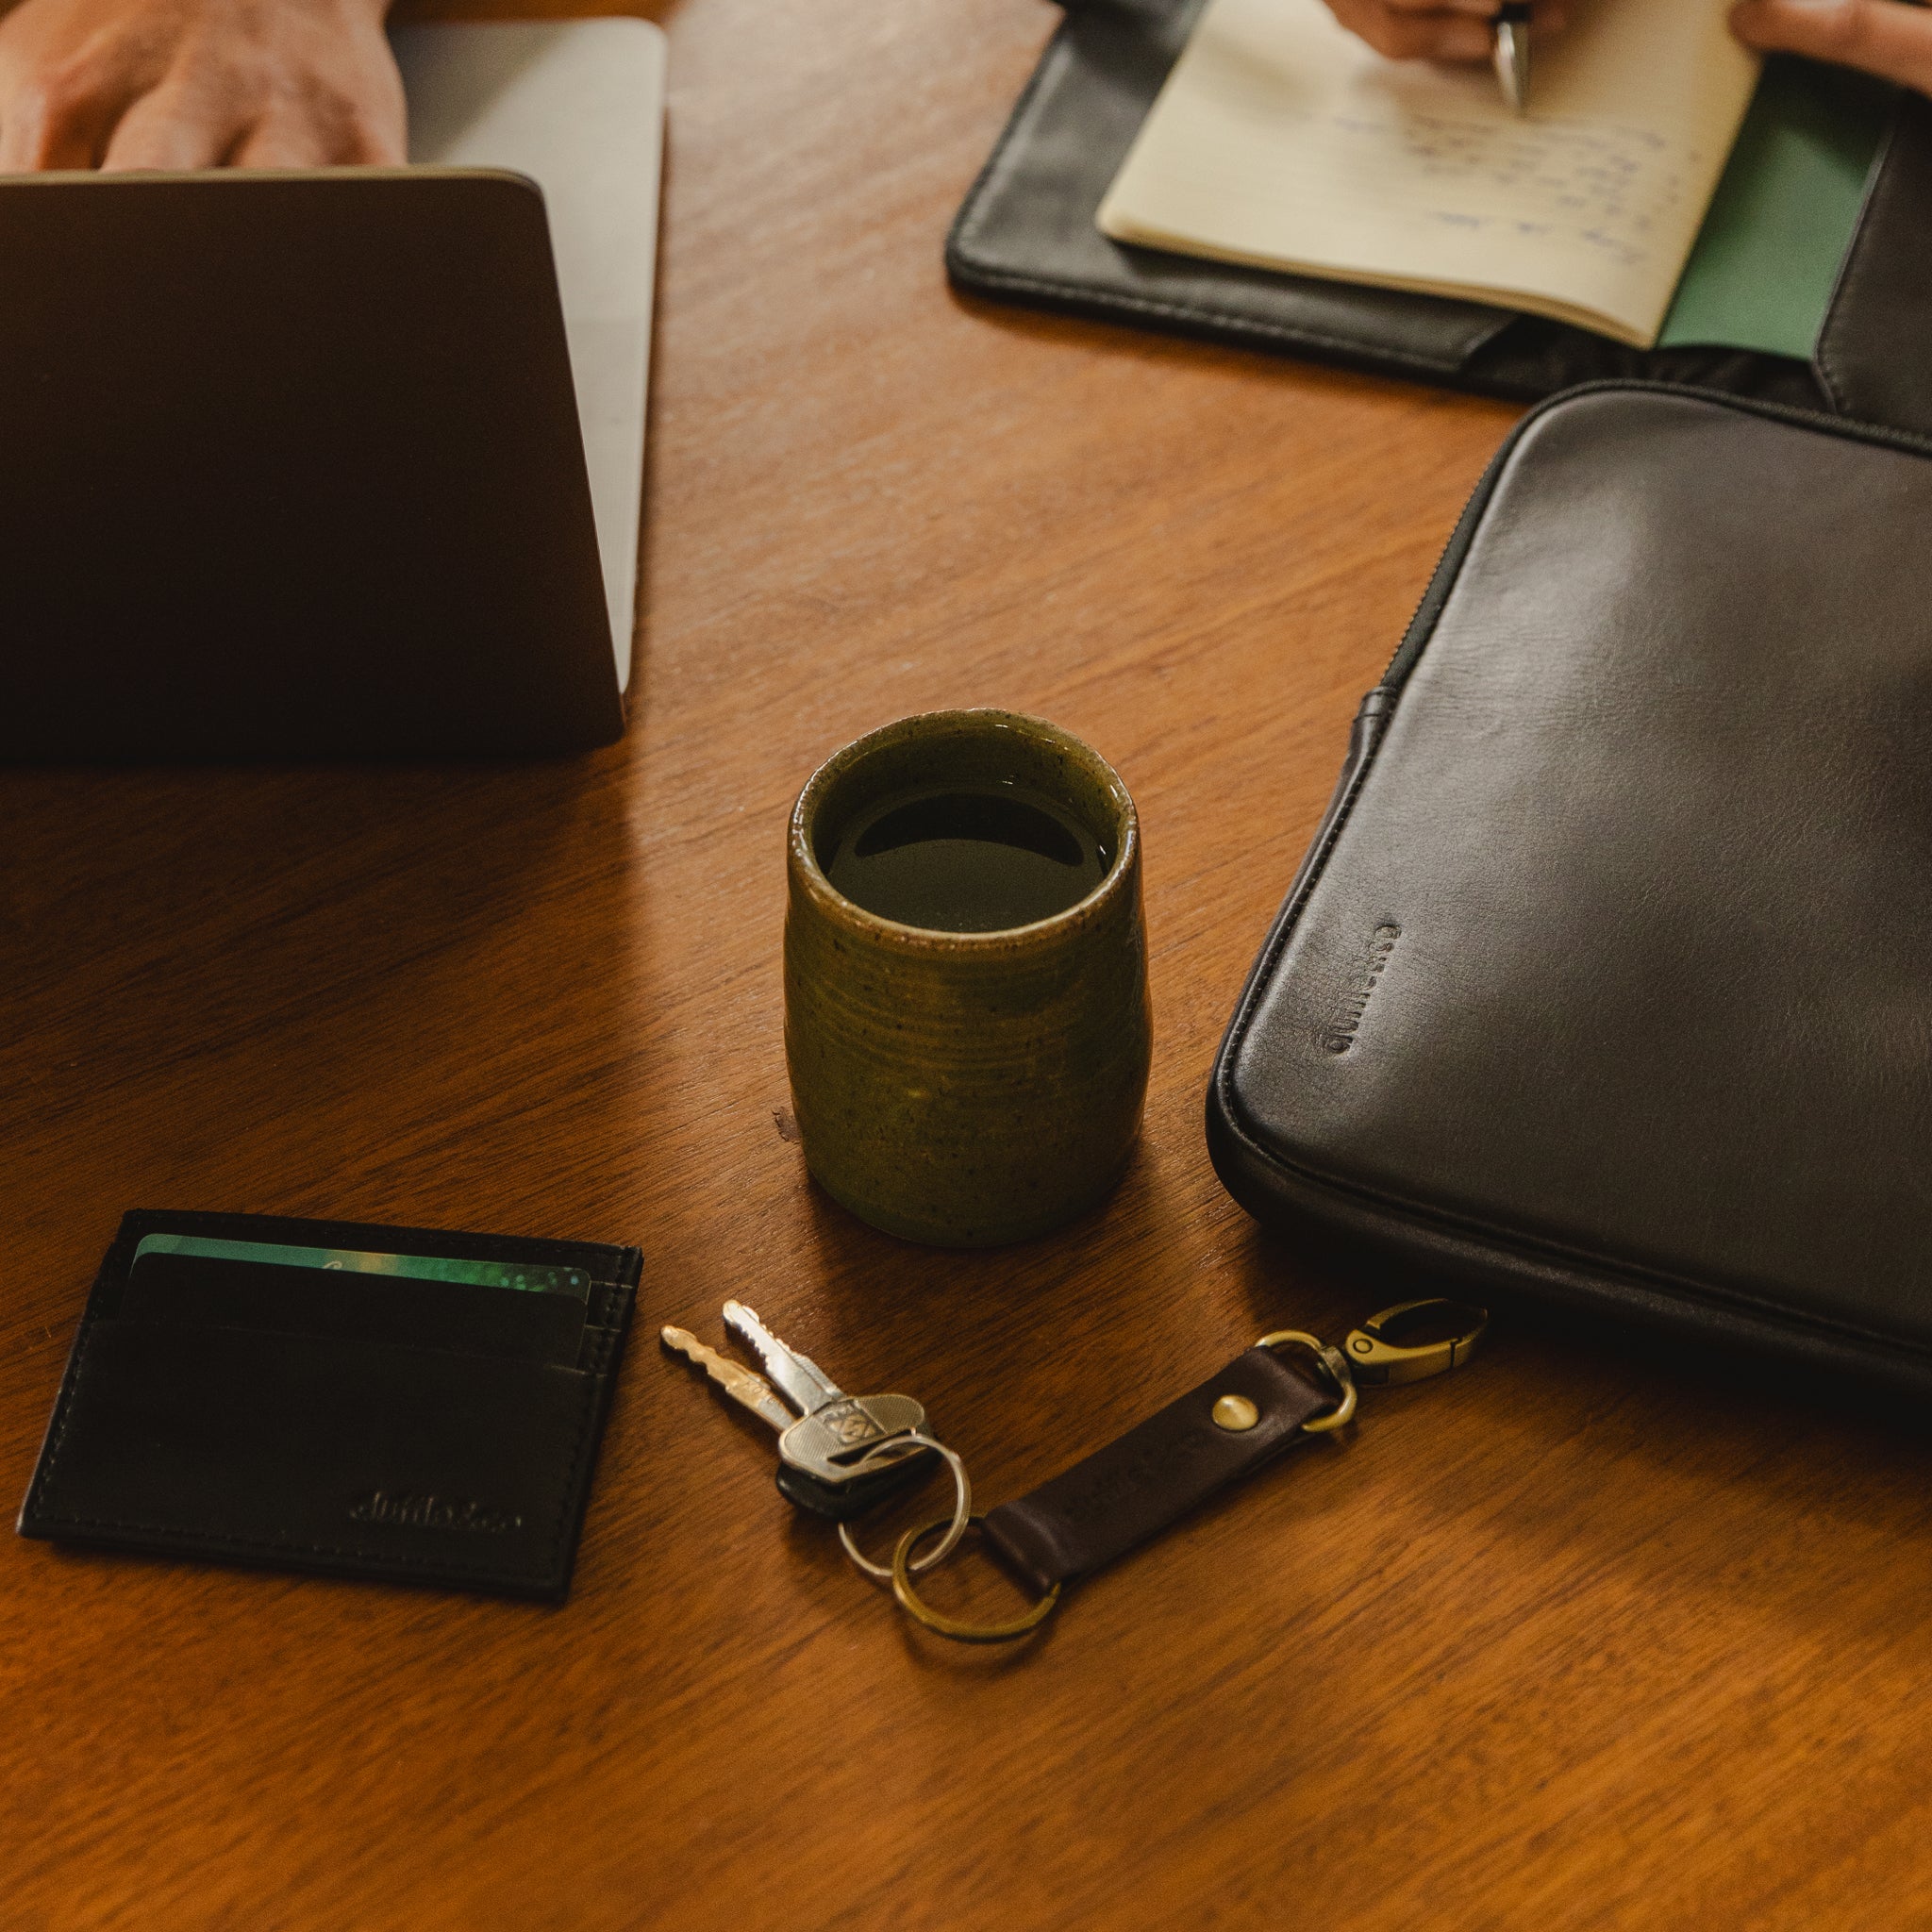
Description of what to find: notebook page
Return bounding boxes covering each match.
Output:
[1098,0,1758,348]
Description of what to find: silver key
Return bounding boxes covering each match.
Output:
[780,1391,926,1481]
[663,1308,972,1585]
[662,1304,926,1485]
[723,1301,841,1415]
[723,1300,925,1479]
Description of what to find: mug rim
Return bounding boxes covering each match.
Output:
[789,708,1139,948]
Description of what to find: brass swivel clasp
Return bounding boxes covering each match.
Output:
[1341,1298,1489,1386]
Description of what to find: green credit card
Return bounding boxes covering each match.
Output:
[131,1233,591,1300]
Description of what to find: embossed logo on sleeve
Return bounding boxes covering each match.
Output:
[1322,923,1402,1054]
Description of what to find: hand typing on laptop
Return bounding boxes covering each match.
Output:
[0,0,403,170]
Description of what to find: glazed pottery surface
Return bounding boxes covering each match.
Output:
[785,709,1152,1247]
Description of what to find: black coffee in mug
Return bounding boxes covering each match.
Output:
[822,781,1110,932]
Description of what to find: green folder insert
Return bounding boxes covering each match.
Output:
[1659,58,1894,361]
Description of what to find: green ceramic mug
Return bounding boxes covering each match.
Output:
[785,708,1152,1247]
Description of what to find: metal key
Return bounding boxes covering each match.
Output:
[721,1301,925,1483]
[661,1305,933,1521]
[659,1325,794,1432]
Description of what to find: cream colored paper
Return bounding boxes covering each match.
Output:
[1097,0,1757,348]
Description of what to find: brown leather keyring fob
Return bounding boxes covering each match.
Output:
[888,1299,1488,1643]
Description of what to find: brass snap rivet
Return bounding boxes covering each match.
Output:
[1211,1393,1259,1432]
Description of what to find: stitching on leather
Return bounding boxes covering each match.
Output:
[948,21,1071,258]
[1815,111,1901,414]
[16,1518,560,1580]
[25,1289,634,1581]
[547,1309,621,1567]
[1214,1091,1932,1365]
[1210,678,1396,1116]
[1816,203,1868,411]
[25,1301,102,1522]
[1215,382,1932,1087]
[950,257,1479,376]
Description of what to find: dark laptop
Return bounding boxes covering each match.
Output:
[0,20,663,760]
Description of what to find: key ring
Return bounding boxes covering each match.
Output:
[890,1516,1061,1643]
[836,1433,973,1581]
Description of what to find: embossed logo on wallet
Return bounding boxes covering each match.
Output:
[348,1491,523,1535]
[1322,923,1402,1054]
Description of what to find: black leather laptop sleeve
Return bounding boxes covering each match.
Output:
[1208,385,1932,1395]
[18,1209,639,1600]
[950,0,1932,437]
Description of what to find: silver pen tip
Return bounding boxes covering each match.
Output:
[1493,22,1527,114]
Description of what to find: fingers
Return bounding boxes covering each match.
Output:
[1731,0,1932,92]
[104,74,402,168]
[0,0,406,174]
[1326,0,1567,65]
[0,75,116,168]
[0,41,140,170]
[226,54,405,168]
[98,72,250,168]
[227,103,400,169]
[1328,0,1494,61]
[108,24,405,169]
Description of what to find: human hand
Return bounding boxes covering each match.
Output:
[1318,0,1565,64]
[1732,0,1932,94]
[0,0,404,171]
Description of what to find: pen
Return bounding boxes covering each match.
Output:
[1493,1,1531,114]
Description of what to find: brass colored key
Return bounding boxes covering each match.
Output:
[660,1325,794,1434]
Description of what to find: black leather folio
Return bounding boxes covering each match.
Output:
[1209,384,1932,1395]
[18,1210,639,1600]
[950,0,1932,437]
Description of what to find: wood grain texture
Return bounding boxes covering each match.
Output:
[6,2,1930,1927]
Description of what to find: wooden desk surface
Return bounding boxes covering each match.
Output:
[7,3,1931,1926]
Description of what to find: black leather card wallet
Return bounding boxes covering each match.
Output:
[17,1209,640,1601]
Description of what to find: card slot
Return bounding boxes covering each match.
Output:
[131,1233,596,1303]
[120,1252,586,1367]
[116,1209,635,1287]
[21,1315,615,1597]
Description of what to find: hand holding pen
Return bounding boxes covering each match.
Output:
[1319,0,1561,85]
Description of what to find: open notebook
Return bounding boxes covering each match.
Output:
[1097,0,1834,350]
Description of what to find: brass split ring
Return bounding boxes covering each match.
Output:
[890,1515,1062,1644]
